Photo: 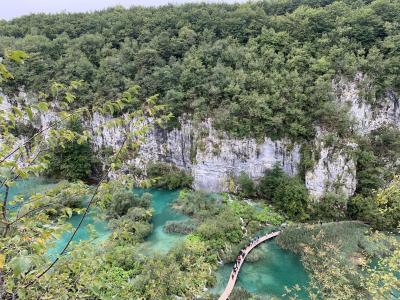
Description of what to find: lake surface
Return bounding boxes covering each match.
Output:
[50,188,187,256]
[211,240,310,299]
[7,179,309,299]
[4,179,187,256]
[136,189,189,254]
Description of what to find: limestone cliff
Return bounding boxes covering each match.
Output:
[2,75,399,197]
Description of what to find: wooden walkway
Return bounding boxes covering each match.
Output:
[218,231,281,300]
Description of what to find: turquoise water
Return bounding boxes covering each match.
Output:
[49,188,187,257]
[135,189,189,254]
[46,208,110,257]
[2,177,56,208]
[211,240,310,299]
[7,179,309,298]
[4,180,187,257]
[1,178,110,257]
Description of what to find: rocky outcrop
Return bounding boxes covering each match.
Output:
[305,130,357,199]
[132,120,300,192]
[333,73,400,134]
[305,74,399,198]
[2,73,399,197]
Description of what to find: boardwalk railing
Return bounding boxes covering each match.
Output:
[218,231,281,300]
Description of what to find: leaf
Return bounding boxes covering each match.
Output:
[9,255,31,277]
[0,253,5,269]
[37,102,49,112]
[12,106,23,118]
[65,207,73,218]
[64,92,76,104]
[7,50,29,63]
[25,106,33,121]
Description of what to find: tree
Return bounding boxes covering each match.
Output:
[351,176,400,230]
[258,165,288,200]
[46,117,94,181]
[237,171,255,197]
[273,177,309,221]
[0,51,170,297]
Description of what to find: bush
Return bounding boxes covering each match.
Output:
[108,190,152,218]
[163,220,197,234]
[46,118,95,181]
[197,209,242,249]
[237,172,256,197]
[258,165,288,200]
[109,217,153,243]
[349,176,400,230]
[310,192,347,221]
[173,190,221,218]
[147,162,193,190]
[273,177,309,221]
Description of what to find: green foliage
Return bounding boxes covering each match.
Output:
[229,287,263,300]
[310,192,348,221]
[350,176,400,230]
[197,208,243,251]
[299,143,316,179]
[146,162,193,190]
[277,222,399,300]
[108,190,136,217]
[2,0,399,141]
[273,177,309,221]
[98,182,152,218]
[173,190,221,219]
[163,220,197,234]
[236,172,256,197]
[258,165,288,200]
[356,126,400,196]
[45,118,94,181]
[1,54,170,297]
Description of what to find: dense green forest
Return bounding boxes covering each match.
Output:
[1,0,399,140]
[1,0,399,299]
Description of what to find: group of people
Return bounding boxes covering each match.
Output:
[230,236,261,279]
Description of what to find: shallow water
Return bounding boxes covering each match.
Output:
[8,179,309,298]
[49,188,186,256]
[135,189,188,254]
[4,179,186,256]
[46,208,110,257]
[211,240,310,299]
[2,177,56,206]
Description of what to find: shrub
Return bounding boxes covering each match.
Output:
[108,190,152,218]
[350,176,400,230]
[147,162,193,190]
[258,165,288,200]
[237,172,255,197]
[46,118,95,181]
[163,220,197,234]
[109,217,153,243]
[310,192,347,221]
[273,177,309,221]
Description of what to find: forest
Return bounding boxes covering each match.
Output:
[0,0,399,141]
[0,0,399,299]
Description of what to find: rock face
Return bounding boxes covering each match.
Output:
[132,120,300,192]
[333,73,400,134]
[2,74,399,196]
[304,75,399,198]
[305,130,357,199]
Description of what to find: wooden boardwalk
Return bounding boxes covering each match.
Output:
[218,231,281,300]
